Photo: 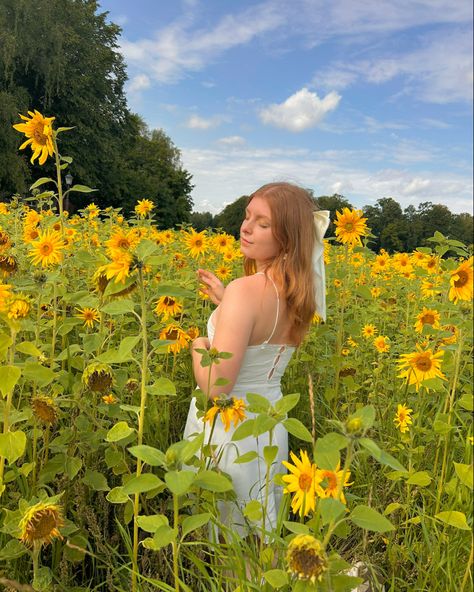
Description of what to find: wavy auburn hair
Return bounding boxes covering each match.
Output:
[243,182,318,345]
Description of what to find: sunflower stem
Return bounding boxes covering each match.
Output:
[51,133,65,237]
[172,492,180,592]
[0,329,17,492]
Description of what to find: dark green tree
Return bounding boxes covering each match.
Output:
[190,211,216,232]
[214,195,248,237]
[363,197,405,252]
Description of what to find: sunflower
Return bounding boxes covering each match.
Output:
[421,278,442,299]
[203,396,247,432]
[398,345,447,391]
[0,254,18,277]
[0,230,12,252]
[373,335,390,353]
[372,252,390,274]
[213,233,235,252]
[154,296,183,321]
[414,307,441,333]
[105,228,139,254]
[159,323,189,353]
[85,203,100,219]
[393,404,413,434]
[286,534,328,584]
[19,500,64,546]
[135,199,155,217]
[392,253,413,273]
[31,395,59,425]
[102,393,117,405]
[362,324,377,339]
[317,462,353,505]
[371,287,381,298]
[82,362,114,393]
[351,252,364,267]
[282,450,324,518]
[13,110,55,165]
[29,228,65,268]
[187,326,200,340]
[76,307,100,328]
[449,257,473,303]
[423,254,440,275]
[183,229,208,258]
[97,252,132,284]
[215,264,232,281]
[24,209,42,227]
[0,203,9,215]
[23,226,40,243]
[7,294,31,319]
[334,208,369,247]
[172,252,187,269]
[440,324,459,345]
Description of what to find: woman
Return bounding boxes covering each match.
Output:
[184,182,329,535]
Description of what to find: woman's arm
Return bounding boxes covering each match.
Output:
[191,278,257,398]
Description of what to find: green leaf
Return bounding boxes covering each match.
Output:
[274,393,300,415]
[246,392,271,413]
[33,566,52,592]
[122,474,164,495]
[458,393,473,411]
[319,498,346,526]
[127,445,166,467]
[154,284,195,299]
[231,418,255,441]
[0,538,28,561]
[105,421,135,442]
[106,487,129,504]
[314,435,341,471]
[0,366,21,397]
[181,433,204,464]
[263,446,278,466]
[181,513,211,538]
[406,471,432,487]
[0,431,27,463]
[135,239,160,261]
[283,521,310,535]
[359,438,406,472]
[147,377,176,397]
[349,405,376,430]
[82,469,109,491]
[22,363,55,387]
[30,177,55,190]
[435,510,471,530]
[152,525,178,549]
[101,299,136,316]
[15,342,42,357]
[243,500,263,521]
[253,414,277,436]
[234,451,259,464]
[69,184,96,193]
[330,575,364,592]
[137,514,168,532]
[454,462,473,489]
[263,569,289,588]
[65,457,82,480]
[283,418,313,442]
[165,470,195,496]
[193,470,233,492]
[384,502,404,515]
[350,505,395,532]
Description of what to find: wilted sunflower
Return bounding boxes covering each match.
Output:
[0,230,11,252]
[203,396,246,432]
[31,395,59,425]
[393,403,413,434]
[286,534,329,584]
[398,345,447,391]
[7,294,31,319]
[83,362,114,393]
[183,229,208,258]
[75,307,100,328]
[159,323,189,353]
[449,257,473,303]
[282,450,324,518]
[13,110,55,165]
[29,228,65,267]
[0,254,18,276]
[154,296,183,321]
[414,307,441,333]
[317,462,353,505]
[334,208,369,247]
[19,500,64,546]
[135,199,155,217]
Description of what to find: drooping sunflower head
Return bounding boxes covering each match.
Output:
[7,293,32,320]
[154,295,183,320]
[19,500,64,546]
[0,254,18,276]
[82,362,114,393]
[13,110,55,166]
[286,534,329,584]
[0,230,11,252]
[31,395,59,425]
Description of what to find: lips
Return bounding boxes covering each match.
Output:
[240,236,252,246]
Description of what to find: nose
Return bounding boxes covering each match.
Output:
[240,218,251,235]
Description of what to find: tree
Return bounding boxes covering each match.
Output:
[190,211,216,232]
[363,198,404,252]
[214,196,248,237]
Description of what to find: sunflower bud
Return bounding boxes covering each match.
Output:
[286,534,329,584]
[31,395,59,425]
[346,417,363,434]
[82,362,114,393]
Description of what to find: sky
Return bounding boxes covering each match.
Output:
[98,0,473,215]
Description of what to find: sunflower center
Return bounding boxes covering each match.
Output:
[33,127,48,145]
[163,297,175,306]
[298,472,313,492]
[415,355,432,372]
[344,223,354,231]
[118,238,130,249]
[422,314,435,325]
[29,511,57,539]
[195,240,203,247]
[40,243,53,255]
[166,329,179,340]
[322,471,338,491]
[398,411,407,422]
[454,270,468,288]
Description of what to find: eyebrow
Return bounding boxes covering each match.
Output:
[245,207,271,221]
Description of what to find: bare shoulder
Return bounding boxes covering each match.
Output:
[225,275,265,297]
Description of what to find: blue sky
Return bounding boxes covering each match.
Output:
[98,0,473,215]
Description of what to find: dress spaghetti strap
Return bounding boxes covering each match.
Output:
[255,272,280,345]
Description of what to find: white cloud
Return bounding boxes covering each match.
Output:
[259,88,341,132]
[217,135,246,146]
[181,145,472,214]
[185,114,226,130]
[126,74,151,93]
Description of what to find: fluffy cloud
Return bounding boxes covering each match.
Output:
[126,74,151,93]
[259,88,341,132]
[185,114,226,130]
[217,135,246,146]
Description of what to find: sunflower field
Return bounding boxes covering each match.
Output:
[0,113,472,592]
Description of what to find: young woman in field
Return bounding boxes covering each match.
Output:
[184,181,330,534]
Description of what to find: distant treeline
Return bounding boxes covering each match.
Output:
[190,194,473,253]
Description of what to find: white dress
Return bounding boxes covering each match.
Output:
[184,274,295,535]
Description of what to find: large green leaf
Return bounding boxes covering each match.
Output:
[0,431,27,463]
[359,438,406,472]
[122,474,164,495]
[435,510,471,530]
[454,462,473,489]
[82,469,110,491]
[127,445,166,467]
[105,421,135,442]
[193,470,233,492]
[283,418,313,442]
[263,569,289,588]
[181,513,211,539]
[350,505,395,532]
[0,366,21,397]
[165,470,195,496]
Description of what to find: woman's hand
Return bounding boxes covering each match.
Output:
[197,269,225,305]
[192,336,210,352]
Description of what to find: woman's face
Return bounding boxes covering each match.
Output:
[239,196,280,264]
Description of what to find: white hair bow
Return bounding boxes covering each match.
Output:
[313,210,330,322]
